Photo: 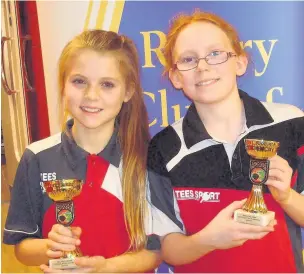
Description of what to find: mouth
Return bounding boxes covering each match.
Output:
[80,106,103,113]
[195,78,220,87]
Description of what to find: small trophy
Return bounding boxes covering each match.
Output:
[234,139,280,226]
[43,179,83,269]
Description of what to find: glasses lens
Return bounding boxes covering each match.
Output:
[206,52,228,65]
[177,56,198,71]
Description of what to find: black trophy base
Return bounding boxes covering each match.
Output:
[49,258,78,269]
[234,209,275,226]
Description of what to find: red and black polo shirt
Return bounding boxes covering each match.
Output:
[3,120,183,261]
[148,90,304,272]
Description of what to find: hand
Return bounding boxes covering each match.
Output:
[265,155,293,205]
[202,199,276,250]
[40,256,106,273]
[46,224,82,259]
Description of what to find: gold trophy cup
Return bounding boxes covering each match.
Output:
[234,139,280,226]
[43,179,83,269]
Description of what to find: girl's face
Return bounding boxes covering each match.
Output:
[169,21,247,105]
[64,49,132,131]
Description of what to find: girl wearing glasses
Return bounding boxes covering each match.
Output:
[147,10,304,272]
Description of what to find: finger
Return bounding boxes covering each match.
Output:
[46,249,63,259]
[265,179,289,192]
[235,222,274,233]
[238,231,270,240]
[269,156,291,173]
[231,239,247,247]
[70,227,82,238]
[47,240,77,252]
[69,268,94,273]
[268,219,278,226]
[52,224,74,237]
[268,169,287,182]
[220,199,247,216]
[48,231,80,246]
[40,264,65,273]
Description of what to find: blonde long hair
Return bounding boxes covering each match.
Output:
[58,30,150,250]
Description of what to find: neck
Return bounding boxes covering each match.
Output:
[195,89,245,144]
[72,120,115,154]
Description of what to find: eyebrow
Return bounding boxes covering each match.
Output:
[206,44,226,50]
[177,50,197,57]
[69,74,120,82]
[177,44,227,58]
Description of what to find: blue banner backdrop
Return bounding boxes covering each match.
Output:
[118,1,303,272]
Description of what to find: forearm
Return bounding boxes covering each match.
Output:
[103,249,161,272]
[280,189,304,227]
[15,238,49,266]
[161,232,214,266]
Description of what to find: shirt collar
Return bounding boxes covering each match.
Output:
[62,119,122,169]
[183,89,274,148]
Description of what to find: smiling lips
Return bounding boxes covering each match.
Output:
[80,106,103,113]
[195,78,220,87]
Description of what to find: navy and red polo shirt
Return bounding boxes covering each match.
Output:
[148,90,304,272]
[3,120,184,262]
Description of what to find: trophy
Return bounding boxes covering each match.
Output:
[43,179,83,269]
[234,139,280,226]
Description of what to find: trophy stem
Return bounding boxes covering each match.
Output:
[63,246,83,259]
[242,184,268,214]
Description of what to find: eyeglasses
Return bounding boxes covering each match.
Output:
[174,51,237,71]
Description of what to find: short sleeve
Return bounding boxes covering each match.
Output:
[294,115,304,194]
[3,149,43,244]
[144,136,185,251]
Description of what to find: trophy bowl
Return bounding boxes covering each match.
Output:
[244,139,280,160]
[43,179,82,202]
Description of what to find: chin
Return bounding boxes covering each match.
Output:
[194,94,226,105]
[74,117,104,130]
[80,122,104,130]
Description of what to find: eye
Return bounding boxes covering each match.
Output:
[180,56,196,64]
[72,78,86,86]
[209,51,222,57]
[101,81,115,88]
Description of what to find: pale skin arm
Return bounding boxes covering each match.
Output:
[41,249,161,273]
[77,249,161,273]
[15,225,81,266]
[266,155,304,227]
[161,200,275,266]
[15,238,49,266]
[40,225,162,273]
[162,155,303,266]
[160,231,214,266]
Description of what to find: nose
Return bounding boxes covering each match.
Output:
[196,57,210,72]
[84,85,100,100]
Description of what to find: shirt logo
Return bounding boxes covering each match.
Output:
[40,172,57,193]
[175,190,220,203]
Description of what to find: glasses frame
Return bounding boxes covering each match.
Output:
[174,51,237,71]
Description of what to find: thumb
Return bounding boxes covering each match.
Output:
[220,199,247,216]
[71,226,82,238]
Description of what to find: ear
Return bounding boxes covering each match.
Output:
[123,83,135,103]
[235,54,248,76]
[169,68,183,90]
